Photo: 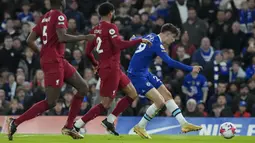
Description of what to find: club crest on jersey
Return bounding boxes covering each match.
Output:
[146,82,151,86]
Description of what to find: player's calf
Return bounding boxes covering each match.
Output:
[158,85,188,126]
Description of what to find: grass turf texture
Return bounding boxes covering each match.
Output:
[0,134,254,143]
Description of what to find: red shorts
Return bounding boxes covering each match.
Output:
[98,67,130,98]
[41,59,76,88]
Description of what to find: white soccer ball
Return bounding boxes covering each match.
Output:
[220,122,236,139]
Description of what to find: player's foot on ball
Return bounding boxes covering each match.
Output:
[133,125,151,139]
[61,127,84,139]
[101,119,119,136]
[7,118,17,141]
[181,122,202,133]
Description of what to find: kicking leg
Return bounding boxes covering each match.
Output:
[106,82,137,124]
[74,97,112,131]
[103,72,138,135]
[158,85,202,133]
[134,88,165,139]
[62,71,89,139]
[7,87,60,141]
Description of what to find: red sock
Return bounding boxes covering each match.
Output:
[65,94,84,128]
[14,100,49,126]
[112,96,134,117]
[81,103,106,123]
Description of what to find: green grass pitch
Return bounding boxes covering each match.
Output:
[0,134,254,143]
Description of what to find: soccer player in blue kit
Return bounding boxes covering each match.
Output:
[127,23,202,139]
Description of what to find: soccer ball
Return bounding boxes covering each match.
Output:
[220,122,236,139]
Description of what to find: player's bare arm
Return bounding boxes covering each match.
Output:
[27,31,40,53]
[56,28,95,43]
[129,35,152,46]
[85,38,98,67]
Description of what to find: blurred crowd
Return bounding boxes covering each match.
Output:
[0,0,255,118]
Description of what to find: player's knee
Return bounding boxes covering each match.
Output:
[155,99,165,109]
[101,98,113,109]
[164,91,173,101]
[47,101,57,109]
[77,87,88,96]
[101,102,111,109]
[128,91,138,100]
[126,86,138,100]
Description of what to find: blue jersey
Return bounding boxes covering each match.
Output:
[127,33,193,96]
[17,12,34,22]
[128,33,193,76]
[183,74,208,102]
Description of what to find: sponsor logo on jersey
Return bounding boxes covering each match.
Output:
[94,29,102,34]
[58,22,65,25]
[42,17,51,23]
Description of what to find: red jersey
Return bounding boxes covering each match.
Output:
[86,21,142,68]
[32,9,68,63]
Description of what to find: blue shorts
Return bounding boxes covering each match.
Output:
[127,72,163,96]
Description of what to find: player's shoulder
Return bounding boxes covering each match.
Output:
[199,74,207,80]
[145,33,161,44]
[185,73,192,79]
[49,10,66,20]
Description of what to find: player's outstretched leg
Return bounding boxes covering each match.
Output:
[62,71,88,139]
[157,85,202,133]
[7,87,60,141]
[135,88,165,139]
[74,97,111,133]
[103,82,137,136]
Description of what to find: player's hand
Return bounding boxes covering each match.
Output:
[141,39,152,46]
[129,35,136,41]
[192,66,203,74]
[92,66,98,74]
[84,34,96,41]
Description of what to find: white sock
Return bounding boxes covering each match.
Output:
[165,99,187,125]
[74,118,86,128]
[107,114,117,123]
[138,104,158,128]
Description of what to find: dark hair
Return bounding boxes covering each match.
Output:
[91,13,99,18]
[6,18,12,22]
[160,23,180,37]
[98,2,115,16]
[50,0,62,7]
[8,73,15,78]
[232,60,241,66]
[64,90,73,95]
[4,35,12,40]
[188,6,196,12]
[217,9,225,13]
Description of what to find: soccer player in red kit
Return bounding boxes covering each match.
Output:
[71,2,152,136]
[7,0,94,140]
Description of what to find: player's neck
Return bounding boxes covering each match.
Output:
[101,17,111,23]
[191,73,198,78]
[51,6,62,12]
